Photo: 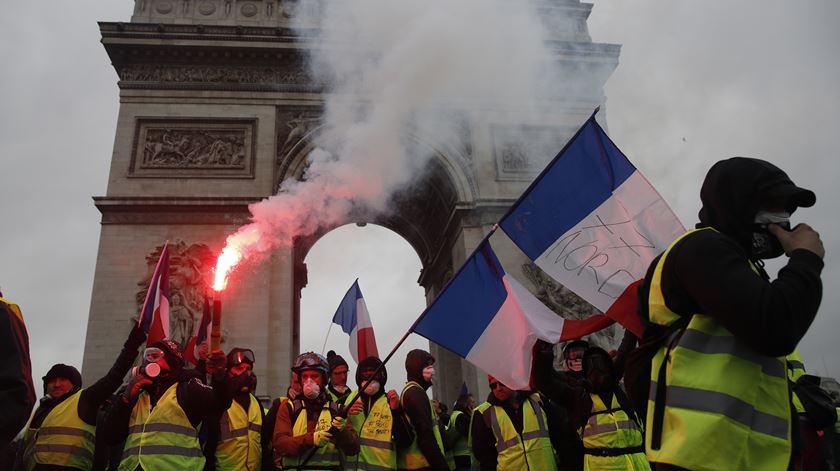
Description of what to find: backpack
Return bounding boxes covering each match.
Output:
[793,374,838,429]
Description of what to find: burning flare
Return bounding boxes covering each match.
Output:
[213,225,262,291]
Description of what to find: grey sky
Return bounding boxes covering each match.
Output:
[1,0,838,399]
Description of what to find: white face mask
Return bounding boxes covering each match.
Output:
[303,379,321,399]
[422,366,435,382]
[363,380,381,396]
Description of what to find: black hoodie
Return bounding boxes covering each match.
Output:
[401,349,448,471]
[640,156,823,357]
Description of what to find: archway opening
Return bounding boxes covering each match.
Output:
[300,223,430,390]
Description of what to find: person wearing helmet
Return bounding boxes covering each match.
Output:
[326,351,352,406]
[19,323,146,471]
[273,352,359,470]
[343,356,413,470]
[398,349,449,471]
[204,347,267,470]
[101,339,231,471]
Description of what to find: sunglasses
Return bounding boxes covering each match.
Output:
[144,347,165,363]
[489,382,505,390]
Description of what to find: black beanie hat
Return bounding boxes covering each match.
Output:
[42,364,82,396]
[149,339,185,370]
[326,350,349,373]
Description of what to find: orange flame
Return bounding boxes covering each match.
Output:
[213,246,241,291]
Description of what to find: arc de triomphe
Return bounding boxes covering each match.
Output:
[81,0,619,406]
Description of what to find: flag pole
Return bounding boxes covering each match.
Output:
[321,323,334,355]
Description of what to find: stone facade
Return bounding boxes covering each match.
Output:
[83,0,620,405]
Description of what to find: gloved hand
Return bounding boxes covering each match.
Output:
[331,416,346,430]
[207,349,226,374]
[312,430,333,446]
[347,400,364,416]
[123,375,153,403]
[125,324,148,351]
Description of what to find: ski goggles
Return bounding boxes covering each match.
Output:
[143,347,165,363]
[230,349,255,366]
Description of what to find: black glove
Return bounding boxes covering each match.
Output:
[207,350,226,374]
[125,324,147,351]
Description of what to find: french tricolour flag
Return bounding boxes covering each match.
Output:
[499,113,684,335]
[413,240,613,390]
[137,242,171,344]
[333,280,379,363]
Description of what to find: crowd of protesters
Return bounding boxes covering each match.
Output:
[0,157,836,470]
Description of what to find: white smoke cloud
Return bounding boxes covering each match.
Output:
[217,0,591,279]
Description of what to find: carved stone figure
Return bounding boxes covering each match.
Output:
[142,128,246,168]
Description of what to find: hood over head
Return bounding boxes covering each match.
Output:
[405,349,435,389]
[697,157,815,248]
[356,356,387,390]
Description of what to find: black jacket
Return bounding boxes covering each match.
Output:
[401,350,448,471]
[0,299,35,450]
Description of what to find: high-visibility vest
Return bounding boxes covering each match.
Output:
[329,387,352,406]
[22,390,95,470]
[480,394,557,471]
[786,351,807,414]
[398,381,445,470]
[578,393,649,471]
[448,410,471,459]
[470,403,492,470]
[835,408,840,434]
[283,401,341,470]
[216,393,263,470]
[345,393,396,470]
[119,383,205,471]
[645,228,791,471]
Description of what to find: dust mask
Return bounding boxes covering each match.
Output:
[363,380,381,396]
[303,378,321,399]
[422,366,435,382]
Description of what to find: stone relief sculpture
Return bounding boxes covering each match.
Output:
[142,128,245,168]
[136,241,218,347]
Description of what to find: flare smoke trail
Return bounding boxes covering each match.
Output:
[215,0,591,283]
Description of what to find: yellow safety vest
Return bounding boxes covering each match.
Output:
[579,393,649,471]
[22,390,95,470]
[119,383,205,471]
[481,394,557,471]
[786,351,807,414]
[835,408,840,434]
[645,228,791,471]
[283,401,341,470]
[345,393,396,470]
[398,381,445,470]
[449,410,471,458]
[216,393,263,470]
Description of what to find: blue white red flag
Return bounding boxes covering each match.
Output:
[499,113,684,335]
[412,239,613,390]
[333,279,379,363]
[185,296,212,365]
[137,242,171,344]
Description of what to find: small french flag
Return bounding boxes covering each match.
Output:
[138,242,171,345]
[333,280,379,363]
[185,296,212,365]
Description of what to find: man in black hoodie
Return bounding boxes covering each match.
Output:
[19,325,146,470]
[344,356,413,470]
[640,157,824,470]
[398,349,449,471]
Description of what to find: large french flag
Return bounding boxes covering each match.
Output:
[333,280,379,363]
[137,242,171,344]
[499,113,684,334]
[412,240,613,390]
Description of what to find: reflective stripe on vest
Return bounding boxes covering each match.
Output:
[645,228,791,471]
[579,393,648,470]
[481,394,557,471]
[216,394,263,471]
[786,351,807,414]
[283,402,341,469]
[119,383,205,471]
[23,390,95,470]
[345,394,396,470]
[448,410,471,458]
[398,381,445,470]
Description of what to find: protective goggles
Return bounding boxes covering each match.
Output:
[230,349,255,366]
[144,347,165,363]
